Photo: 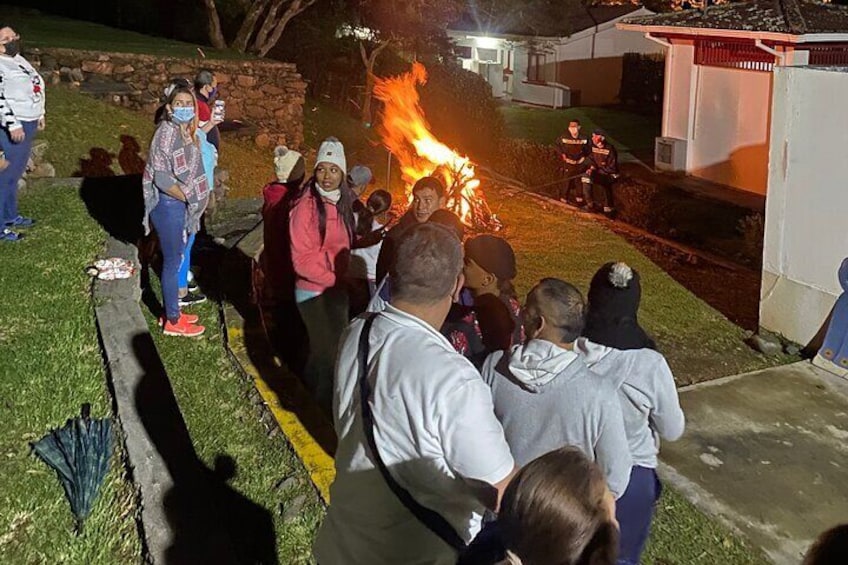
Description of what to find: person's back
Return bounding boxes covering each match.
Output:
[315,223,515,565]
[480,278,632,499]
[482,343,630,498]
[575,338,684,468]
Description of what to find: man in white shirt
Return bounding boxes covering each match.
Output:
[314,223,517,565]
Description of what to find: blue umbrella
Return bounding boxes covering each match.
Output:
[31,403,113,533]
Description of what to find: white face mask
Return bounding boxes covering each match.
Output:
[317,185,341,204]
[569,127,579,136]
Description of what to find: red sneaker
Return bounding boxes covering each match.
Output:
[162,315,205,337]
[159,312,199,327]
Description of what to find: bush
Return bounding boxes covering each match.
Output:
[495,139,561,195]
[737,212,765,264]
[619,52,664,111]
[419,63,506,163]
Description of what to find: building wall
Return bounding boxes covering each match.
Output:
[512,45,569,107]
[761,66,848,344]
[553,56,624,106]
[664,41,695,141]
[690,66,772,195]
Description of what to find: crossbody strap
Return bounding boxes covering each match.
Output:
[357,314,467,552]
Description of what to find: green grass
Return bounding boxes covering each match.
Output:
[0,185,142,563]
[141,295,323,561]
[500,104,660,161]
[10,5,248,59]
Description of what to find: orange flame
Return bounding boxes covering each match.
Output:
[373,63,492,228]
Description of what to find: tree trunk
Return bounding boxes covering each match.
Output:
[360,40,391,125]
[232,0,271,53]
[253,0,287,50]
[201,0,228,49]
[253,0,318,57]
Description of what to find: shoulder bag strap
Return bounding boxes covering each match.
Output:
[357,313,467,552]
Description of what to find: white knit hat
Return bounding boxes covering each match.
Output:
[315,137,346,174]
[273,145,305,182]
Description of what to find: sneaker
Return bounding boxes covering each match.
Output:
[159,312,199,327]
[0,228,23,241]
[179,291,207,307]
[162,316,205,337]
[188,279,199,292]
[4,215,35,228]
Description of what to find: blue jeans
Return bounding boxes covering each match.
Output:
[0,121,38,224]
[820,291,848,368]
[150,194,187,323]
[178,232,196,291]
[616,466,662,565]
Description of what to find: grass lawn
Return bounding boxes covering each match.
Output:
[10,5,247,59]
[500,104,660,163]
[33,38,774,563]
[0,184,142,563]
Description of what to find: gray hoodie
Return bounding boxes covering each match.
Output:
[575,338,685,468]
[481,340,632,498]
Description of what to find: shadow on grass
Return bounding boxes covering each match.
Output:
[131,332,279,564]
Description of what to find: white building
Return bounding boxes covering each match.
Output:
[620,0,848,347]
[448,6,664,108]
[618,0,848,196]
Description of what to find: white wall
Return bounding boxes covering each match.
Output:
[761,66,848,344]
[664,42,695,140]
[556,9,663,61]
[511,44,568,107]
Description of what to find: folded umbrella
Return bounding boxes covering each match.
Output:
[31,403,113,533]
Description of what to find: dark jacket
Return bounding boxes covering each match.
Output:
[589,140,619,176]
[556,131,590,165]
[375,210,418,284]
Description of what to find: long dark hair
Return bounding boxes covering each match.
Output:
[297,175,356,245]
[355,189,392,236]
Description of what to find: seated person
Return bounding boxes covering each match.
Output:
[576,263,685,565]
[481,278,632,500]
[581,129,620,216]
[459,446,619,565]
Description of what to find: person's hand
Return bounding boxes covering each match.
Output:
[37,116,46,131]
[10,127,24,143]
[212,113,224,125]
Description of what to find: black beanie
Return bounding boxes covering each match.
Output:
[465,235,517,281]
[584,262,656,350]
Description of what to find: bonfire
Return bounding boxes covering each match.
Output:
[373,63,502,232]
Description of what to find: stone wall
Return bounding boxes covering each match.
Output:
[25,48,306,148]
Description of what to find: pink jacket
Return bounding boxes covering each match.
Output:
[289,190,351,294]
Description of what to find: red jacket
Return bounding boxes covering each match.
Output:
[289,190,351,294]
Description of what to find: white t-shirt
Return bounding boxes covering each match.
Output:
[349,218,384,281]
[314,305,515,565]
[0,54,45,128]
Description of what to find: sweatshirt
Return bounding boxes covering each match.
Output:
[0,54,45,129]
[575,338,685,468]
[481,340,632,498]
[289,189,351,294]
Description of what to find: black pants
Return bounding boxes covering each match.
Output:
[559,163,586,201]
[581,171,617,210]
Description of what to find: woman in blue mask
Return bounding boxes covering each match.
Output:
[142,87,210,337]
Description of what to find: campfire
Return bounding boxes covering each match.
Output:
[373,63,502,232]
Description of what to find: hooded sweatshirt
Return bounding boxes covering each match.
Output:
[481,340,632,498]
[575,338,685,469]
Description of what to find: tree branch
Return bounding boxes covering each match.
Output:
[232,0,272,52]
[255,0,318,57]
[201,0,228,49]
[254,0,288,49]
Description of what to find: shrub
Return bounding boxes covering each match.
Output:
[419,62,506,163]
[494,139,561,195]
[737,212,765,264]
[619,52,664,112]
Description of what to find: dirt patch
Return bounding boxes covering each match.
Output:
[612,228,762,332]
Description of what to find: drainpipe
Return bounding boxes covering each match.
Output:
[585,6,600,60]
[755,39,786,66]
[645,33,672,137]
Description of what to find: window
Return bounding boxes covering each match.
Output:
[454,45,473,60]
[695,39,775,72]
[476,48,499,63]
[527,52,546,83]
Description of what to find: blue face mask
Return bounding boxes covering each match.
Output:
[209,86,218,99]
[172,106,195,124]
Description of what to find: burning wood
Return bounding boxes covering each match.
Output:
[373,63,502,232]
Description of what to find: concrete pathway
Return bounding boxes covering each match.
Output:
[659,361,848,564]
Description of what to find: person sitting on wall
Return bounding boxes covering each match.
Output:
[815,258,848,377]
[582,129,621,217]
[555,119,591,206]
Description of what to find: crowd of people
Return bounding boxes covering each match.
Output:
[241,131,684,563]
